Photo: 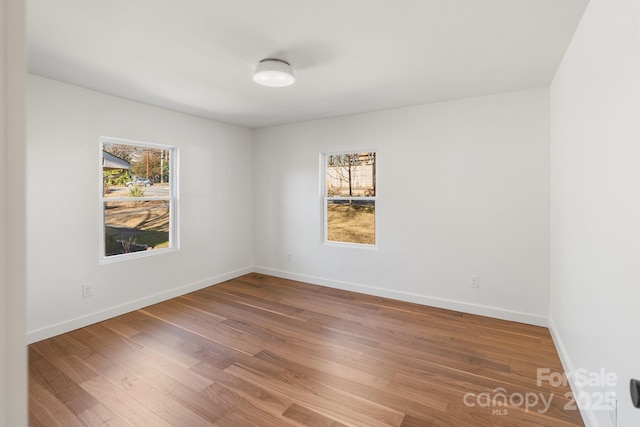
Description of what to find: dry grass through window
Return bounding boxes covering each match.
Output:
[327,203,375,245]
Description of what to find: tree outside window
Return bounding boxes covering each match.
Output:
[324,151,376,245]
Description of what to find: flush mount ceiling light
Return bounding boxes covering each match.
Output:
[253,58,295,87]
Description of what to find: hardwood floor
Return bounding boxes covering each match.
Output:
[29,273,584,426]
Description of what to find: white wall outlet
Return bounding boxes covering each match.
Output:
[81,284,93,298]
[608,396,617,426]
[470,275,480,288]
[287,253,291,262]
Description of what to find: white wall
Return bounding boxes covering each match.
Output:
[26,75,254,342]
[253,88,551,325]
[550,0,640,426]
[1,0,27,425]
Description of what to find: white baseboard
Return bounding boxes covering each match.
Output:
[26,266,253,344]
[253,267,548,327]
[27,266,549,343]
[548,317,596,427]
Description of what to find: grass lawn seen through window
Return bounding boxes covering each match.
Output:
[327,201,375,245]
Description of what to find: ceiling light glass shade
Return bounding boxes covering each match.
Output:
[253,58,295,87]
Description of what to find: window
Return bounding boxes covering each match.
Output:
[324,151,376,245]
[100,137,177,261]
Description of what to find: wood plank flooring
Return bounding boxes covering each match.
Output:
[29,273,584,426]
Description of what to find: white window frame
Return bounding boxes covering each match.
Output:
[99,136,179,263]
[322,150,377,248]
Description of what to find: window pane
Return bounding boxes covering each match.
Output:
[102,144,171,198]
[104,200,170,256]
[326,152,375,197]
[326,199,375,245]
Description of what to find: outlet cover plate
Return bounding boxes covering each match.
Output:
[82,284,93,298]
[470,275,480,288]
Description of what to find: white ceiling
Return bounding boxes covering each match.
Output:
[27,0,589,129]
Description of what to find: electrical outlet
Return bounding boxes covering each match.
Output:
[81,284,93,298]
[470,275,480,288]
[287,253,291,262]
[608,396,617,426]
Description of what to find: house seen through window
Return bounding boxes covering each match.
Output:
[324,151,376,245]
[100,137,177,260]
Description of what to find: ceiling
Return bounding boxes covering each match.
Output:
[27,0,589,129]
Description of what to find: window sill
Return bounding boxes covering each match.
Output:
[323,241,379,251]
[99,246,178,264]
